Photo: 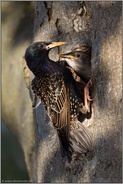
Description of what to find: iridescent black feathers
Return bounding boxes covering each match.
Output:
[24,42,92,162]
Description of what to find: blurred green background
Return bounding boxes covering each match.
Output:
[2,2,34,181]
[1,121,29,182]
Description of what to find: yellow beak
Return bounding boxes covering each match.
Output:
[46,42,67,50]
[59,52,77,59]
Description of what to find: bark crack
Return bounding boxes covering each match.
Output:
[55,18,61,35]
[44,1,53,22]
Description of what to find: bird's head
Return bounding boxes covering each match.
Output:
[59,46,91,69]
[24,41,67,76]
[59,46,92,80]
[59,46,91,63]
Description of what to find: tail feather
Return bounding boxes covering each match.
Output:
[57,126,69,153]
[69,121,92,159]
[70,131,87,152]
[57,120,93,161]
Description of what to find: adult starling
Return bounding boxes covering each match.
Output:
[24,42,92,161]
[59,46,92,113]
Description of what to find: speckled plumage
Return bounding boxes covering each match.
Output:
[24,42,92,161]
[59,46,92,82]
[59,45,92,113]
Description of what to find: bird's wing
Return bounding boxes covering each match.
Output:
[51,80,69,128]
[31,75,70,152]
[31,75,70,127]
[51,79,70,152]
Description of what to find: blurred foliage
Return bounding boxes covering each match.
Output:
[2,1,34,181]
[2,1,34,47]
[1,121,29,182]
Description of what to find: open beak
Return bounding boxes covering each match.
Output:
[46,42,67,50]
[59,52,76,59]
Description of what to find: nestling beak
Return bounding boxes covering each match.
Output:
[46,42,67,50]
[59,52,77,59]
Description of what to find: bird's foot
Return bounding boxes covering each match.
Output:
[86,79,92,91]
[87,92,93,102]
[82,103,90,114]
[83,79,93,113]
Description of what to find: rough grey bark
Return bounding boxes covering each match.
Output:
[2,1,122,183]
[87,2,122,182]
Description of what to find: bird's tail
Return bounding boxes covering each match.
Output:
[57,120,93,162]
[68,120,92,161]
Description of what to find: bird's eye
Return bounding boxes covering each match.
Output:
[38,44,44,49]
[76,53,81,58]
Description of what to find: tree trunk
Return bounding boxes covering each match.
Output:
[2,1,122,182]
